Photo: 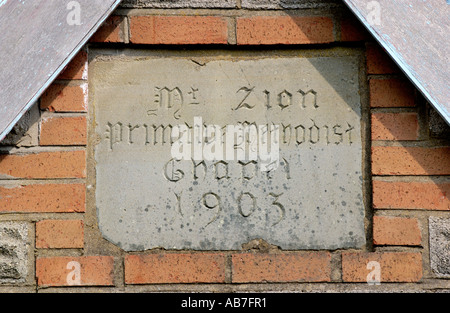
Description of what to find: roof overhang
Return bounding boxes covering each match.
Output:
[343,0,449,125]
[0,0,122,142]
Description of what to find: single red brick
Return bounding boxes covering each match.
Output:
[130,16,228,45]
[371,113,419,141]
[373,181,450,211]
[0,183,85,213]
[231,252,331,283]
[370,78,415,108]
[0,151,86,179]
[367,43,400,74]
[36,256,114,287]
[36,220,84,249]
[342,252,422,282]
[237,16,334,45]
[372,147,450,176]
[40,84,87,112]
[90,16,124,43]
[340,16,370,42]
[125,253,226,284]
[129,16,155,44]
[40,116,87,146]
[373,216,421,246]
[58,51,88,80]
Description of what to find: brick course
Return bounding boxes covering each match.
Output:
[90,16,125,43]
[373,216,422,246]
[373,181,450,211]
[36,220,84,249]
[40,116,87,146]
[0,183,85,213]
[370,78,415,108]
[366,44,400,74]
[40,84,87,113]
[372,147,450,176]
[57,51,88,80]
[342,252,423,283]
[237,16,334,45]
[371,113,419,141]
[231,252,331,283]
[125,253,227,284]
[36,256,114,287]
[130,16,228,44]
[0,151,86,179]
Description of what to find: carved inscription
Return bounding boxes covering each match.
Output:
[163,158,292,183]
[94,55,365,251]
[235,87,319,110]
[159,158,292,228]
[172,190,287,229]
[105,120,355,150]
[104,85,357,152]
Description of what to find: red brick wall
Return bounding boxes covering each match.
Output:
[0,4,448,292]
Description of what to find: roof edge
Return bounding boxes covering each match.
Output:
[0,0,123,142]
[343,0,450,126]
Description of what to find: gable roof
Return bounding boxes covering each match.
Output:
[0,0,121,142]
[343,0,449,125]
[0,0,448,142]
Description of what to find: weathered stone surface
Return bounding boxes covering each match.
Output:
[241,0,341,9]
[120,0,236,8]
[92,50,365,251]
[0,222,30,284]
[0,104,39,147]
[429,217,450,277]
[429,108,450,139]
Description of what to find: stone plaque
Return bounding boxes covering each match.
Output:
[91,51,365,251]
